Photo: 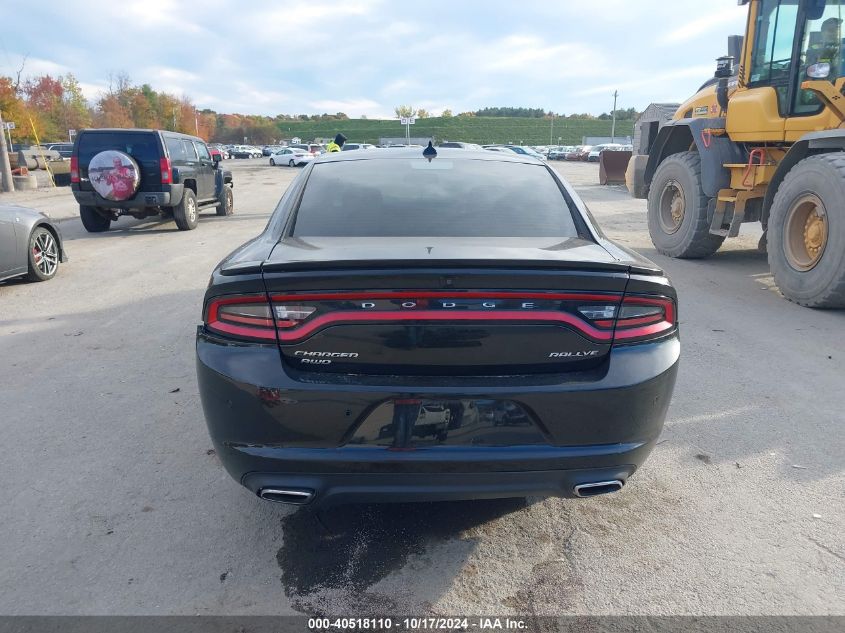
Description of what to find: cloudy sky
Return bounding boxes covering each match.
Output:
[1,0,747,118]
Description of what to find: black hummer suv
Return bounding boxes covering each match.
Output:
[70,129,234,232]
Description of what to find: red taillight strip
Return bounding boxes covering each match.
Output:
[219,313,275,327]
[613,320,674,340]
[614,314,664,328]
[620,296,676,324]
[205,295,277,341]
[270,291,621,302]
[208,321,277,340]
[613,295,676,341]
[275,310,612,343]
[205,294,268,322]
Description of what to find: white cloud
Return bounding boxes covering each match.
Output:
[309,98,386,117]
[661,8,744,44]
[1,0,751,117]
[576,65,715,97]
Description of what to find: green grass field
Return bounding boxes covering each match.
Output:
[274,116,634,146]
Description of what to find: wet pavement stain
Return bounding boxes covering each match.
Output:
[276,499,526,609]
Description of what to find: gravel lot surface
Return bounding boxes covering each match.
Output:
[0,158,842,616]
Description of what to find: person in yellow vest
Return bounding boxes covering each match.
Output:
[326,133,347,152]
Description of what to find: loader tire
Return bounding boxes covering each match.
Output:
[767,153,845,308]
[647,152,725,258]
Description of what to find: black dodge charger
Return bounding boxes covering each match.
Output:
[196,147,679,507]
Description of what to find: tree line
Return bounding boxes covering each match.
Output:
[0,69,639,146]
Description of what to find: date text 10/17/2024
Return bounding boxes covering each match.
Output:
[308,617,528,631]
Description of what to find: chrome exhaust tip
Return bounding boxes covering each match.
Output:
[258,488,315,505]
[573,480,624,498]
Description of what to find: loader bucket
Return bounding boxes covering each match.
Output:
[599,150,632,185]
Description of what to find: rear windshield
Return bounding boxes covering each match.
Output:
[291,158,579,237]
[77,132,159,164]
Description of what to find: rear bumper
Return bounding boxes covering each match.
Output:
[72,184,183,209]
[196,331,679,505]
[244,466,633,507]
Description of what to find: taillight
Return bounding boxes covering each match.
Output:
[204,295,316,341]
[70,156,79,183]
[160,157,172,183]
[613,295,676,343]
[273,305,316,328]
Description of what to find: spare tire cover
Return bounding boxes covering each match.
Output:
[89,150,140,201]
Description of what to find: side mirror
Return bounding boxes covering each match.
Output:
[212,153,222,163]
[807,63,831,79]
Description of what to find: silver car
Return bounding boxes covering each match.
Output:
[0,205,68,283]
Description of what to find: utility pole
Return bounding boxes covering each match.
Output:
[550,113,554,145]
[0,110,13,193]
[611,90,619,144]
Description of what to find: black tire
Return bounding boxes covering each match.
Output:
[26,226,59,282]
[173,189,199,231]
[79,205,111,232]
[647,152,725,258]
[269,158,276,166]
[767,153,845,308]
[216,185,234,216]
[288,159,295,167]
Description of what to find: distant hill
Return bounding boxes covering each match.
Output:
[274,116,634,145]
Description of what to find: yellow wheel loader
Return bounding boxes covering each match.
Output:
[630,0,845,307]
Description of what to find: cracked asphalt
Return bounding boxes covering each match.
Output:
[0,159,842,616]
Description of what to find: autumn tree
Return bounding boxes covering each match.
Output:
[394,105,417,118]
[96,94,134,128]
[440,109,452,118]
[0,76,27,138]
[58,74,91,132]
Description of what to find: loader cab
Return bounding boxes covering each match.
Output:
[729,0,845,141]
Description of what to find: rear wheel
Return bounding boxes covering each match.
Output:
[289,159,295,167]
[270,158,276,166]
[216,185,234,216]
[79,205,111,232]
[768,153,845,307]
[173,189,199,231]
[647,152,725,258]
[26,227,59,281]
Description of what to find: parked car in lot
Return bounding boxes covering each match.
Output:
[438,141,483,150]
[288,143,325,156]
[70,128,234,232]
[42,143,74,158]
[505,145,546,160]
[565,146,592,161]
[0,204,68,283]
[269,147,315,167]
[587,144,626,162]
[547,146,572,160]
[341,143,376,151]
[231,145,262,159]
[197,148,679,507]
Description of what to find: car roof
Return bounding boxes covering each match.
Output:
[79,128,204,142]
[314,147,544,165]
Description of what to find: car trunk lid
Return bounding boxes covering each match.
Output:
[260,237,632,376]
